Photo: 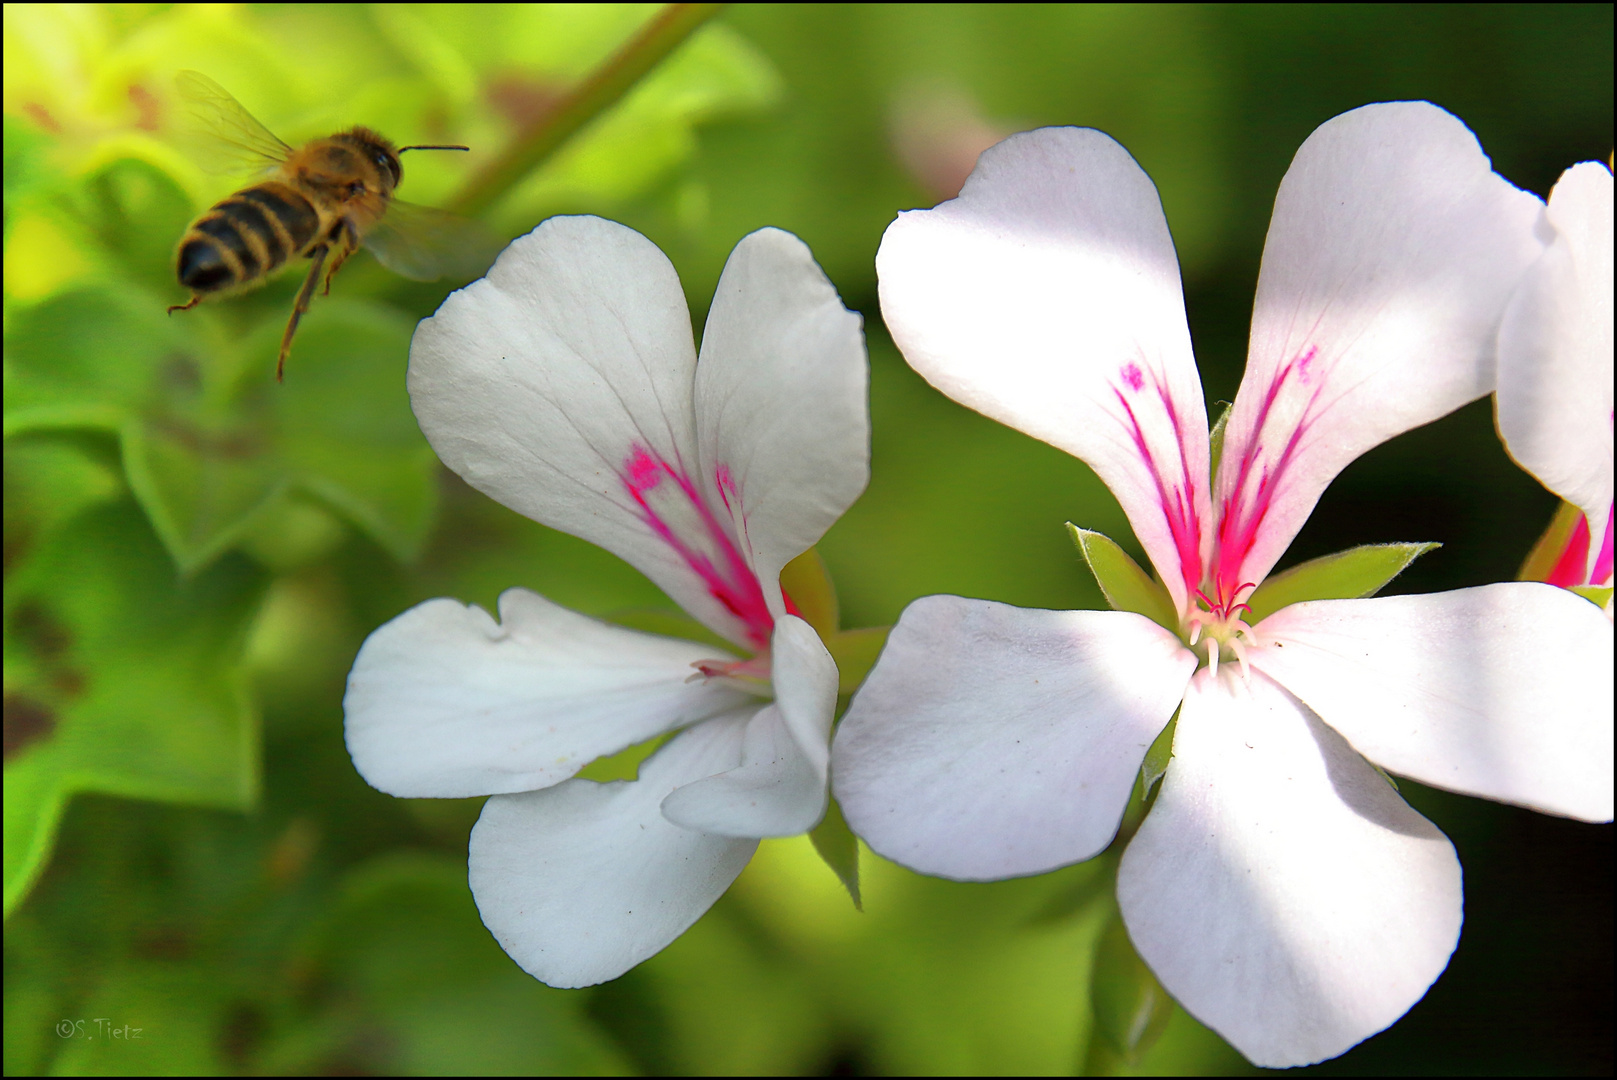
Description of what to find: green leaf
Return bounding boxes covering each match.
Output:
[273,300,440,563]
[308,853,631,1075]
[1571,585,1613,608]
[3,502,265,918]
[1068,526,1179,633]
[1086,906,1173,1067]
[68,157,196,296]
[2,286,174,432]
[10,289,441,574]
[46,963,235,1075]
[808,794,861,910]
[1246,542,1441,623]
[121,416,286,575]
[3,436,123,560]
[827,625,890,695]
[3,113,55,238]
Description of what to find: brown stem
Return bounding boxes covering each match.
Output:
[449,2,726,218]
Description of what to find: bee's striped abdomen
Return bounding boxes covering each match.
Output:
[176,181,322,294]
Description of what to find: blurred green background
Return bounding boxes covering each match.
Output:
[4,4,1611,1075]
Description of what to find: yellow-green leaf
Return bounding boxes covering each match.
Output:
[1246,542,1440,623]
[1068,526,1179,633]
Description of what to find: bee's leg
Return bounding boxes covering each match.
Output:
[167,294,203,315]
[279,244,330,382]
[320,218,360,297]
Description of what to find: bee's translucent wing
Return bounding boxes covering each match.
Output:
[173,70,294,177]
[364,200,501,283]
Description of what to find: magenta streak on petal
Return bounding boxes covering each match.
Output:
[715,463,738,512]
[1112,363,1203,602]
[1545,513,1592,588]
[1212,346,1323,600]
[1545,503,1614,589]
[1595,505,1615,586]
[621,445,774,649]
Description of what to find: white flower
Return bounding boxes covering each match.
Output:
[344,217,868,987]
[1496,160,1614,594]
[833,103,1614,1067]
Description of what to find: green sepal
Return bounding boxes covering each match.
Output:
[1518,500,1583,582]
[1023,856,1113,926]
[808,793,861,910]
[1139,707,1179,801]
[1206,401,1232,484]
[1245,542,1440,623]
[779,547,839,639]
[1571,585,1613,608]
[1087,905,1173,1065]
[827,626,890,695]
[1068,526,1179,634]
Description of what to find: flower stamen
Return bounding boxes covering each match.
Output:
[687,655,774,695]
[1186,580,1259,680]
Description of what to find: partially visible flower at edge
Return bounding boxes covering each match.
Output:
[833,103,1614,1068]
[343,216,869,987]
[1495,159,1614,610]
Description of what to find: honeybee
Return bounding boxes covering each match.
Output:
[167,71,481,379]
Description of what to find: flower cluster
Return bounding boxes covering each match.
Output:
[344,104,1612,1064]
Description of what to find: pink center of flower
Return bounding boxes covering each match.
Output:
[620,444,777,650]
[1184,580,1258,679]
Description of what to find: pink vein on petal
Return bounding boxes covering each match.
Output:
[1213,345,1323,597]
[621,444,774,648]
[1547,504,1615,588]
[1113,361,1203,602]
[1595,505,1615,587]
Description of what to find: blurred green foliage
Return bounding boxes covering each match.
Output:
[4,3,1611,1075]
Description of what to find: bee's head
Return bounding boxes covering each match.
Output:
[340,127,405,191]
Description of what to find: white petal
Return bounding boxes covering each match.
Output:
[661,616,838,837]
[876,128,1212,613]
[1497,162,1614,556]
[694,229,870,619]
[344,588,750,798]
[831,595,1196,880]
[468,713,759,988]
[1213,102,1546,594]
[409,215,763,649]
[1249,584,1615,822]
[1118,668,1462,1069]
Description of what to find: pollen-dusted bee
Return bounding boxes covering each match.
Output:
[168,70,478,379]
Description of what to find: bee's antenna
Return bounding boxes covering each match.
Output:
[398,144,470,153]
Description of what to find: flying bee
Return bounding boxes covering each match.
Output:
[168,70,484,380]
